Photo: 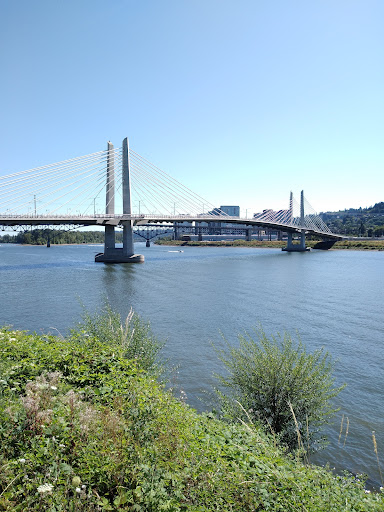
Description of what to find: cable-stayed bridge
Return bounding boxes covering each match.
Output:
[0,138,342,262]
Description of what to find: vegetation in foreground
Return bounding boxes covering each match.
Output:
[0,311,383,511]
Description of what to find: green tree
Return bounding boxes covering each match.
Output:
[215,328,345,452]
[23,232,32,244]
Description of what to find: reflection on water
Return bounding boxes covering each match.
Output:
[0,242,383,485]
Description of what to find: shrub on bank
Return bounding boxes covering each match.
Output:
[214,329,345,452]
[0,326,383,511]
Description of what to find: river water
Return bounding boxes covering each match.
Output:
[0,242,383,485]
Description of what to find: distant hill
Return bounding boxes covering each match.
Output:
[320,202,384,236]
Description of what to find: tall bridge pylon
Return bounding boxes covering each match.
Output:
[95,138,144,263]
[282,191,308,252]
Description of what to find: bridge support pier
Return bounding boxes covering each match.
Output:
[174,223,179,240]
[95,138,144,264]
[300,230,306,250]
[105,224,116,252]
[97,223,144,263]
[98,219,143,263]
[194,222,203,241]
[246,227,252,242]
[282,231,309,252]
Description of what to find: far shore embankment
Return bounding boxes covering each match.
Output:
[155,239,384,250]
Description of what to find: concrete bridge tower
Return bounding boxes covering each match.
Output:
[103,141,116,253]
[282,190,309,252]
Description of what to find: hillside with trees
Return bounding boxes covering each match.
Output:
[320,202,384,236]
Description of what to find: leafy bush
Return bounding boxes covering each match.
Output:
[214,328,345,452]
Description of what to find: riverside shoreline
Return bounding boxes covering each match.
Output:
[155,239,384,250]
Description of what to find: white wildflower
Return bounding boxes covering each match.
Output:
[365,489,371,494]
[50,386,57,391]
[76,487,81,494]
[18,458,26,463]
[37,483,53,494]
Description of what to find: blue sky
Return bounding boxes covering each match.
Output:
[1,0,383,215]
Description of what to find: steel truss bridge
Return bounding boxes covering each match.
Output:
[0,138,343,262]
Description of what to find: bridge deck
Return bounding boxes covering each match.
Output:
[0,214,344,240]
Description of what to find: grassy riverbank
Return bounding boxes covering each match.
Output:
[0,322,383,510]
[155,239,384,250]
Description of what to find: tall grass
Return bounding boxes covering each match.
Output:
[69,303,166,376]
[372,431,384,487]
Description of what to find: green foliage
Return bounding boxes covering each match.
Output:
[0,326,382,511]
[214,328,345,452]
[0,229,124,245]
[321,202,384,236]
[69,304,165,376]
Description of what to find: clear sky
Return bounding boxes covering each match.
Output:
[1,0,383,215]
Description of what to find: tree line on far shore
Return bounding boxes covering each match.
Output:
[0,229,124,245]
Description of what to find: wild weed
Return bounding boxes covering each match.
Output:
[70,303,166,375]
[372,431,383,487]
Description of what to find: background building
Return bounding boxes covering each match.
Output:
[219,205,240,217]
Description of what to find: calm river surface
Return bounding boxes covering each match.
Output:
[0,242,383,484]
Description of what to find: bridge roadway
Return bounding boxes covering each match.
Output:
[0,213,343,240]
